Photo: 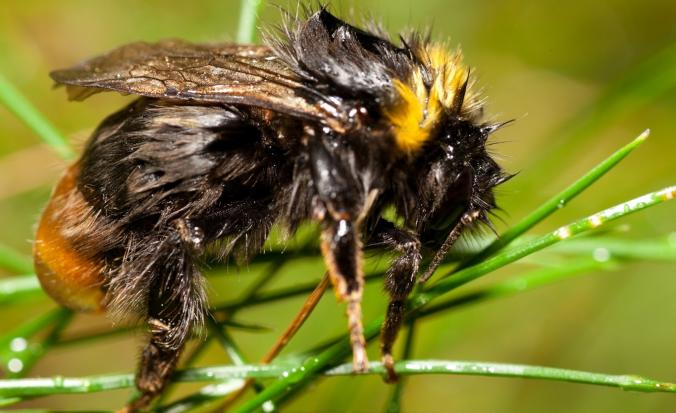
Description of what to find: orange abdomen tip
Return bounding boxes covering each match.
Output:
[33,164,106,313]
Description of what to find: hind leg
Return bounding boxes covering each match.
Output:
[117,220,206,412]
[129,319,183,411]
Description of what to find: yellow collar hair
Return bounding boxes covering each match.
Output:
[385,44,475,154]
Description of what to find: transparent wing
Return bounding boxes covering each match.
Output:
[50,39,337,120]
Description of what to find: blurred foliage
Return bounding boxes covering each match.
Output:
[0,0,675,412]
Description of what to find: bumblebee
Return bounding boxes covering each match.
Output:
[34,8,509,411]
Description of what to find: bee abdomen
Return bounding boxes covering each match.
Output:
[33,164,108,312]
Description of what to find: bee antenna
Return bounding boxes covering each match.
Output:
[479,214,499,236]
[317,1,330,13]
[481,118,515,136]
[398,34,418,61]
[496,171,517,185]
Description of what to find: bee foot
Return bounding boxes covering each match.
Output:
[352,349,369,374]
[382,353,399,383]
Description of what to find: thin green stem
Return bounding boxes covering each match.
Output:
[0,275,43,305]
[0,72,75,159]
[19,310,73,376]
[156,259,291,410]
[237,0,265,44]
[232,186,675,412]
[551,236,676,261]
[213,272,381,313]
[424,186,675,302]
[5,234,666,309]
[0,308,72,378]
[460,129,649,269]
[206,319,270,406]
[155,379,246,413]
[0,245,33,274]
[56,326,134,348]
[301,256,611,365]
[415,257,614,318]
[207,318,248,367]
[3,360,673,400]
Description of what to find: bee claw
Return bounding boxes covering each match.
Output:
[352,348,370,373]
[382,353,399,383]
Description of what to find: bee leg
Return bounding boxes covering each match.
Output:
[309,133,375,372]
[124,226,206,412]
[320,218,368,372]
[418,211,477,283]
[130,319,183,411]
[369,220,421,383]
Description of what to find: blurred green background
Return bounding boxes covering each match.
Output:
[0,0,675,412]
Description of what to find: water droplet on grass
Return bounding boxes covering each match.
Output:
[10,337,27,352]
[7,358,23,373]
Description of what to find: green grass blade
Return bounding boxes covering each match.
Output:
[462,129,649,268]
[0,308,72,378]
[237,0,264,44]
[0,73,74,159]
[302,256,614,359]
[550,236,676,261]
[155,379,246,413]
[426,186,674,300]
[0,275,43,305]
[1,360,673,400]
[416,257,614,318]
[0,245,33,274]
[233,186,675,411]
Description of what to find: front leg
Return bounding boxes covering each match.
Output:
[368,219,421,382]
[309,132,377,373]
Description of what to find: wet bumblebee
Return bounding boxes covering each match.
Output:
[34,7,510,411]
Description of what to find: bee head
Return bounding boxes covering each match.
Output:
[378,40,511,233]
[406,116,509,236]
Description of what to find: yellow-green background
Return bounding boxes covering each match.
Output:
[1,0,675,412]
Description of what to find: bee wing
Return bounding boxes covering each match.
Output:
[50,39,336,120]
